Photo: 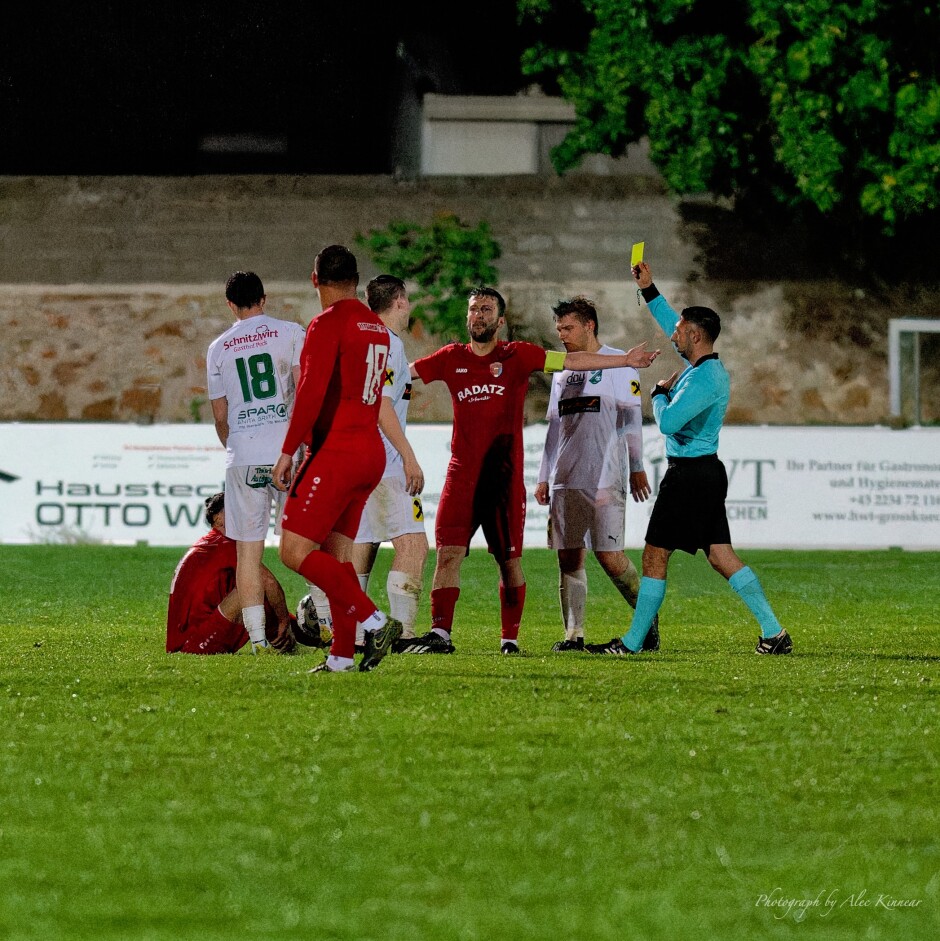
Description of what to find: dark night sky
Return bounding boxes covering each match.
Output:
[0,2,538,174]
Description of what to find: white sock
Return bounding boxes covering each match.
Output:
[560,570,587,640]
[387,570,421,639]
[608,562,640,608]
[307,583,333,628]
[243,605,267,645]
[326,655,354,672]
[360,609,387,636]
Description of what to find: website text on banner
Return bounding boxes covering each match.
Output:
[0,424,937,549]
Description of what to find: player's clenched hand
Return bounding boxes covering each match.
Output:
[272,453,293,492]
[534,481,550,506]
[624,341,661,369]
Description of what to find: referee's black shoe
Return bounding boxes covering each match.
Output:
[585,637,638,655]
[551,637,584,652]
[755,629,793,655]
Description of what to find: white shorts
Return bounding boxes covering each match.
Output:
[224,464,286,541]
[547,487,626,551]
[355,474,426,544]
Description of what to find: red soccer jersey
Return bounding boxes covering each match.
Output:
[280,298,391,458]
[166,528,237,652]
[414,340,547,481]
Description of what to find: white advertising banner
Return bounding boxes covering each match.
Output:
[1,423,938,549]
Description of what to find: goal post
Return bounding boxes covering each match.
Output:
[888,318,940,425]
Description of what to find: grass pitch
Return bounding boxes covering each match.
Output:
[1,545,938,940]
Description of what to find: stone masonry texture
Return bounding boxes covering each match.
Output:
[0,175,937,426]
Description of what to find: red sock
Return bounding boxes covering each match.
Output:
[330,609,357,659]
[297,550,377,622]
[499,582,526,641]
[430,587,460,634]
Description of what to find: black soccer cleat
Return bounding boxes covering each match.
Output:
[500,641,520,655]
[641,615,660,652]
[551,637,585,652]
[755,629,793,655]
[585,637,638,656]
[359,618,404,672]
[396,630,456,655]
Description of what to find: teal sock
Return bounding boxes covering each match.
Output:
[622,577,666,652]
[729,567,782,638]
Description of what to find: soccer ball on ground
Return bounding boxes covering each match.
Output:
[292,593,333,648]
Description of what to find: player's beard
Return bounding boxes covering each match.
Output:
[470,322,498,343]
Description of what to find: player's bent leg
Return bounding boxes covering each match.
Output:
[178,610,249,654]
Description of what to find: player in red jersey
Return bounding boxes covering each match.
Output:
[398,286,660,655]
[166,491,296,655]
[272,245,402,673]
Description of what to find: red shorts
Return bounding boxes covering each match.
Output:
[435,469,526,561]
[173,609,249,654]
[282,440,385,544]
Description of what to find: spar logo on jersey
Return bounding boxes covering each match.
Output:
[457,383,505,402]
[237,403,289,421]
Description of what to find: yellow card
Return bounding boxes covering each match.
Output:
[630,241,645,267]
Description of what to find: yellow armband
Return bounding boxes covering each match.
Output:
[544,350,566,373]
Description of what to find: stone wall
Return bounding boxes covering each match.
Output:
[1,175,937,426]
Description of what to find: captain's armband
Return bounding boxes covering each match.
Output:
[544,350,567,374]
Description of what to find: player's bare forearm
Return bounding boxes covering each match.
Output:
[564,343,660,372]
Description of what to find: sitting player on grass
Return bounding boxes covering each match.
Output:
[166,491,298,655]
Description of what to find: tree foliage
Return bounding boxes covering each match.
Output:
[518,0,939,233]
[356,214,501,342]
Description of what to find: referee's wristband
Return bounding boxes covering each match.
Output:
[641,284,660,302]
[651,384,670,399]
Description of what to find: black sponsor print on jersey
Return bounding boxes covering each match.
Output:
[0,470,19,483]
[558,396,601,416]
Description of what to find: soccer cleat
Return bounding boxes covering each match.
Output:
[251,641,278,655]
[294,594,333,649]
[585,637,637,656]
[397,630,456,654]
[500,641,520,655]
[308,659,356,674]
[359,618,404,672]
[641,615,661,652]
[552,637,584,652]
[755,629,793,655]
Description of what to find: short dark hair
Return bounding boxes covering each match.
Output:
[366,274,406,313]
[467,286,506,317]
[681,306,721,342]
[225,271,265,309]
[552,296,599,337]
[314,244,359,286]
[204,491,225,527]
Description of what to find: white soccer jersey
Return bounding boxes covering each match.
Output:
[379,329,412,478]
[206,313,305,467]
[537,344,644,492]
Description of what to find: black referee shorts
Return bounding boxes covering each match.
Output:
[645,454,732,555]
